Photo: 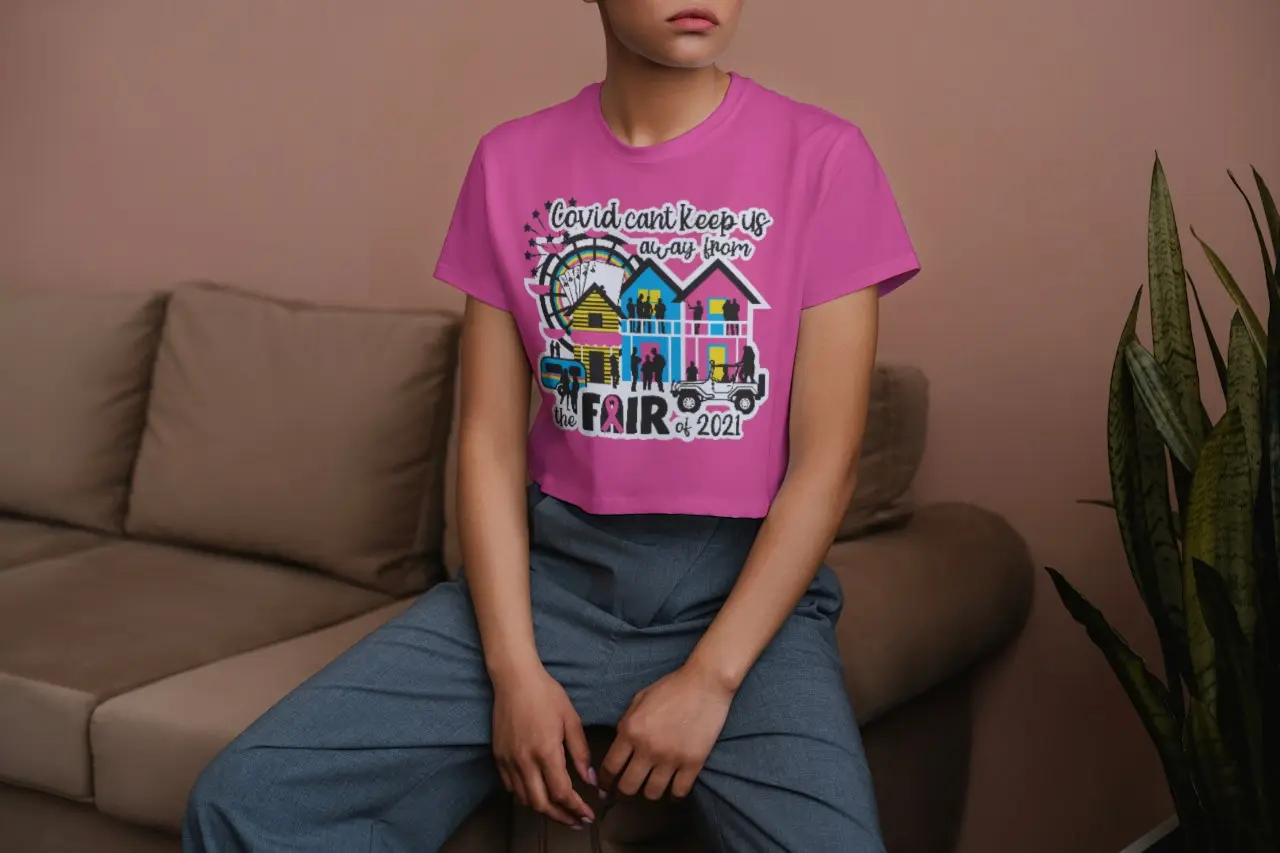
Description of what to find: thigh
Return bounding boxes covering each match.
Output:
[690,580,885,853]
[187,580,502,853]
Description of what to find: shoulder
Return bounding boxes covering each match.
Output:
[739,77,876,177]
[471,85,595,168]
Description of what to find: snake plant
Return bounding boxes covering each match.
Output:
[1045,156,1280,853]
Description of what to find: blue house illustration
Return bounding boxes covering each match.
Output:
[618,259,685,387]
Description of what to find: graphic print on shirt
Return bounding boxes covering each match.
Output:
[522,198,775,442]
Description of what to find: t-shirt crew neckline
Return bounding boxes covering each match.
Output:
[586,72,750,163]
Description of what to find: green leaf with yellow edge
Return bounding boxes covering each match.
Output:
[1182,410,1257,750]
[1148,158,1206,456]
[1126,341,1202,470]
[1256,169,1280,292]
[1194,559,1271,845]
[1188,408,1258,643]
[1226,313,1264,502]
[1258,215,1280,829]
[1109,290,1189,696]
[1193,227,1267,361]
[1230,170,1277,301]
[1045,567,1204,838]
[1189,271,1230,397]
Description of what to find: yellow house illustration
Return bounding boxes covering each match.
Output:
[566,284,624,385]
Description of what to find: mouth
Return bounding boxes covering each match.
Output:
[667,7,719,32]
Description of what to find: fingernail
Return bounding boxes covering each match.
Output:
[598,788,609,800]
[571,824,584,831]
[581,817,593,825]
[587,767,598,786]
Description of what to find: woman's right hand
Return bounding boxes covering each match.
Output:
[492,665,597,828]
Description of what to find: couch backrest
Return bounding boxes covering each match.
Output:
[0,288,168,532]
[837,364,929,540]
[123,282,461,595]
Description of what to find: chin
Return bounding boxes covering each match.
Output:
[637,39,728,70]
[649,54,721,69]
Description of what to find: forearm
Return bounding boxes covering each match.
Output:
[686,287,878,692]
[686,459,856,691]
[458,426,543,684]
[454,298,543,687]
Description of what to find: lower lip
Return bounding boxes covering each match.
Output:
[669,16,717,32]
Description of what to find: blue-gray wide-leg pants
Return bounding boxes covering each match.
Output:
[183,486,885,853]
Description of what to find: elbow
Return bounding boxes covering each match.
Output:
[835,457,860,513]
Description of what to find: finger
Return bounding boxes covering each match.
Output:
[670,765,701,800]
[521,760,580,827]
[616,749,653,798]
[539,752,595,823]
[598,736,634,794]
[563,714,596,789]
[509,766,530,807]
[643,763,676,801]
[496,761,516,794]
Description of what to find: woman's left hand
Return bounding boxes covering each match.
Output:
[599,662,735,801]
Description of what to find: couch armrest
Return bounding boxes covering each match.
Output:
[827,502,1033,724]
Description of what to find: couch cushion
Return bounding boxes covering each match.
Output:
[91,600,412,830]
[0,783,180,853]
[827,502,1034,722]
[0,289,168,531]
[837,363,929,541]
[0,541,389,798]
[125,282,461,595]
[0,517,111,572]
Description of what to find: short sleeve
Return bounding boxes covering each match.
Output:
[433,139,511,311]
[801,129,921,308]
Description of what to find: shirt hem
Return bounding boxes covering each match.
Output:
[802,252,922,309]
[532,472,772,519]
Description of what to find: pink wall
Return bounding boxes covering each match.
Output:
[2,2,1279,850]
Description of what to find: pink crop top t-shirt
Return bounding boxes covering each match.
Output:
[434,74,920,518]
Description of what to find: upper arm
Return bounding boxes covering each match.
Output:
[458,297,531,451]
[788,287,879,475]
[789,127,914,475]
[436,138,530,451]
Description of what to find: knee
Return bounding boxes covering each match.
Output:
[182,746,273,851]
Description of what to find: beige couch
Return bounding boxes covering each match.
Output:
[0,282,1033,853]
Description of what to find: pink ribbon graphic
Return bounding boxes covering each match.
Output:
[600,395,624,434]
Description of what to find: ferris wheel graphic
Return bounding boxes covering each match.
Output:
[527,233,640,335]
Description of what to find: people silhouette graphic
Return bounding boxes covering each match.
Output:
[649,346,667,392]
[568,366,581,414]
[739,344,756,382]
[556,370,571,410]
[630,347,641,392]
[724,298,741,335]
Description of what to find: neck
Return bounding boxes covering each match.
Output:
[599,41,730,147]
